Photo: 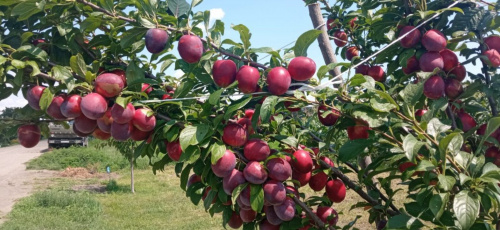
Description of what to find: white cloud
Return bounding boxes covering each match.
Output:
[196,8,225,31]
[0,94,27,112]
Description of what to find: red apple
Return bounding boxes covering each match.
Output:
[132,108,156,132]
[130,126,150,141]
[212,59,237,88]
[484,49,500,67]
[95,73,124,98]
[398,162,416,173]
[244,109,254,119]
[399,26,421,48]
[47,94,67,120]
[333,30,348,47]
[356,64,370,75]
[288,56,316,81]
[166,139,182,161]
[263,180,287,205]
[111,103,135,124]
[60,94,82,118]
[27,86,46,111]
[81,93,108,120]
[145,28,169,54]
[141,83,153,94]
[237,117,254,135]
[17,124,41,148]
[326,18,337,31]
[325,179,346,203]
[93,128,111,140]
[243,161,268,184]
[236,65,260,93]
[178,35,203,63]
[317,105,341,126]
[267,67,291,96]
[346,46,359,61]
[97,109,113,133]
[74,115,97,134]
[73,123,93,137]
[367,66,385,82]
[419,52,444,72]
[223,169,246,195]
[316,206,338,226]
[292,169,311,187]
[423,75,445,99]
[284,101,300,112]
[403,56,420,75]
[222,123,248,147]
[421,29,447,52]
[415,109,427,118]
[309,172,328,191]
[212,150,236,178]
[450,65,466,81]
[347,120,370,140]
[110,69,127,86]
[440,49,459,72]
[457,112,477,133]
[485,35,500,53]
[292,150,313,173]
[111,121,133,141]
[228,212,243,229]
[444,78,463,99]
[266,157,292,181]
[273,197,295,221]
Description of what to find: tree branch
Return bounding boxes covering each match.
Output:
[286,189,334,230]
[75,0,136,23]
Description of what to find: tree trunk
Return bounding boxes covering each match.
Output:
[130,153,135,194]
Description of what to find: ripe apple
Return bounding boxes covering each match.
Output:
[333,30,348,47]
[457,112,477,133]
[419,51,444,72]
[222,123,248,147]
[47,94,67,120]
[74,114,97,134]
[349,17,358,28]
[141,83,153,94]
[145,28,169,54]
[421,29,447,52]
[273,197,295,221]
[449,65,466,82]
[243,161,268,184]
[317,105,341,126]
[477,123,487,136]
[367,66,385,82]
[223,169,246,195]
[93,128,111,140]
[186,174,201,188]
[132,108,156,132]
[292,150,313,173]
[403,56,420,75]
[237,117,254,135]
[309,172,328,191]
[347,120,370,140]
[111,122,133,141]
[266,157,292,181]
[111,103,135,124]
[325,179,346,203]
[292,169,311,187]
[244,109,254,119]
[326,18,337,31]
[212,59,237,88]
[444,78,463,99]
[263,180,287,205]
[398,162,416,173]
[345,46,359,61]
[178,35,203,63]
[355,64,370,75]
[211,150,236,177]
[288,56,316,81]
[484,49,500,67]
[399,26,421,48]
[27,86,46,111]
[236,65,260,93]
[110,69,127,86]
[316,206,338,226]
[73,123,93,137]
[228,212,243,229]
[485,35,500,53]
[265,205,283,225]
[17,124,41,148]
[485,147,500,158]
[81,93,108,120]
[440,49,459,72]
[239,208,257,223]
[166,139,182,161]
[60,94,82,118]
[95,73,124,98]
[267,67,291,95]
[130,126,150,141]
[423,75,445,99]
[97,109,113,133]
[415,109,427,119]
[243,138,270,161]
[314,156,334,169]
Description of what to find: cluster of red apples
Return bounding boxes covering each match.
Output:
[18,69,161,148]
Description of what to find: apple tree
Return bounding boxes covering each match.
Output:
[1,0,500,229]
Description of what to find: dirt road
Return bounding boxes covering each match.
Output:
[0,142,55,224]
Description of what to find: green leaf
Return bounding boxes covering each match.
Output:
[120,27,148,49]
[387,214,424,230]
[70,54,87,80]
[100,0,114,13]
[180,164,193,191]
[317,63,342,80]
[338,139,373,162]
[231,24,252,50]
[12,0,44,21]
[179,124,211,151]
[415,160,436,171]
[429,193,449,220]
[231,183,248,206]
[351,108,388,128]
[11,60,25,69]
[39,88,53,112]
[402,134,424,162]
[370,96,396,112]
[250,184,264,212]
[224,96,252,120]
[453,190,480,230]
[115,96,132,109]
[479,163,500,183]
[25,60,40,77]
[438,174,456,192]
[178,145,200,163]
[210,142,226,165]
[271,135,298,148]
[427,118,451,138]
[208,88,224,105]
[11,45,48,62]
[259,96,278,124]
[480,117,500,144]
[294,30,322,57]
[438,132,463,161]
[126,60,144,91]
[167,0,190,17]
[401,83,423,105]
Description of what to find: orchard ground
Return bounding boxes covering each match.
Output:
[0,140,407,229]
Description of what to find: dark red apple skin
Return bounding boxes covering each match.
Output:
[81,93,108,120]
[111,121,133,141]
[326,179,346,203]
[132,108,156,132]
[222,169,246,195]
[316,206,338,226]
[235,65,260,93]
[227,212,243,229]
[349,17,358,28]
[239,208,257,223]
[237,195,251,210]
[130,126,150,141]
[243,161,268,184]
[239,186,251,206]
[273,197,295,221]
[423,75,445,100]
[484,49,500,67]
[73,123,93,137]
[444,78,463,99]
[110,69,127,86]
[265,205,283,225]
[485,147,500,158]
[237,117,254,135]
[186,174,201,188]
[267,67,291,96]
[485,35,500,53]
[477,124,487,136]
[419,52,444,72]
[415,109,428,118]
[292,169,311,187]
[166,139,182,161]
[211,150,236,178]
[47,94,67,120]
[243,139,270,161]
[145,28,169,54]
[111,103,135,124]
[399,26,421,48]
[440,49,459,72]
[60,94,82,118]
[292,150,313,173]
[244,109,254,119]
[17,124,41,148]
[333,30,348,47]
[345,46,359,61]
[93,128,111,140]
[266,157,292,181]
[347,120,370,140]
[74,115,97,134]
[450,65,466,81]
[367,66,385,82]
[97,109,113,133]
[317,105,341,126]
[95,73,124,98]
[403,56,420,75]
[309,172,328,191]
[222,123,248,147]
[355,64,370,75]
[457,112,477,133]
[141,83,153,94]
[326,18,337,31]
[212,59,237,88]
[422,29,447,52]
[314,156,334,170]
[288,56,316,81]
[178,35,203,63]
[260,220,280,230]
[398,162,416,173]
[27,86,46,111]
[263,180,287,205]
